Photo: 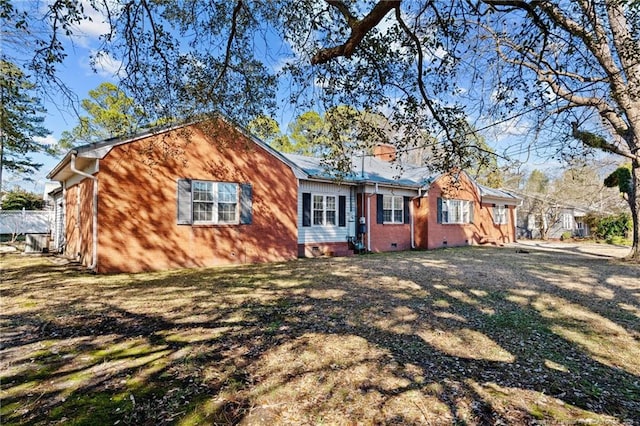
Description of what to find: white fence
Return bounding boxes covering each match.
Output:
[0,210,52,236]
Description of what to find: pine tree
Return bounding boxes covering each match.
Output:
[0,60,50,192]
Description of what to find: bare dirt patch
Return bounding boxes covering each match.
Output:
[1,246,638,425]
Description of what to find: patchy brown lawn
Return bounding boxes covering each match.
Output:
[1,246,639,425]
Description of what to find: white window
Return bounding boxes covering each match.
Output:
[441,199,472,224]
[493,206,508,225]
[383,195,404,223]
[192,181,238,224]
[562,213,573,230]
[313,195,336,226]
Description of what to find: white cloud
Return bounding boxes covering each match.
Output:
[67,0,112,47]
[34,135,58,146]
[490,119,530,142]
[90,50,125,78]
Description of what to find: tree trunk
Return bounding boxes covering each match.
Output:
[629,160,640,261]
[540,219,549,241]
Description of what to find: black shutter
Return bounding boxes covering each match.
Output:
[177,179,192,225]
[338,195,346,227]
[437,197,442,224]
[376,194,384,224]
[302,192,311,227]
[240,184,253,224]
[403,196,410,224]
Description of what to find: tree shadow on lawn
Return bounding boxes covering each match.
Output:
[1,248,639,425]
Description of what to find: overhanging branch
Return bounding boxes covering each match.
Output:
[310,0,399,65]
[571,122,639,161]
[212,0,244,90]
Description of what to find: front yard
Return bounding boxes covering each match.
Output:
[1,246,639,425]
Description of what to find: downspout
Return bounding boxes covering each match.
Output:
[62,181,67,253]
[366,183,379,252]
[366,195,371,252]
[70,152,98,271]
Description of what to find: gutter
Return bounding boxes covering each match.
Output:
[70,152,98,271]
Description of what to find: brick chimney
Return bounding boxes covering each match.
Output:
[373,143,396,162]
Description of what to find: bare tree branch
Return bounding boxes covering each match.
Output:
[572,122,639,161]
[311,0,399,65]
[605,1,640,92]
[325,0,357,27]
[394,5,455,143]
[212,1,244,91]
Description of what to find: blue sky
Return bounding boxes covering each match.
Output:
[4,1,600,195]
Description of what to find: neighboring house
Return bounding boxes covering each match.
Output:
[513,191,591,239]
[47,118,520,273]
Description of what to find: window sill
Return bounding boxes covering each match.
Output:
[192,222,241,227]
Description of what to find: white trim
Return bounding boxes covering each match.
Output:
[382,194,404,224]
[493,205,508,225]
[311,194,337,227]
[441,199,472,225]
[191,180,239,225]
[64,159,99,187]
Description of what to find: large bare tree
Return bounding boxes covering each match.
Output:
[470,0,640,258]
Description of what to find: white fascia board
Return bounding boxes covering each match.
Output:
[481,195,521,206]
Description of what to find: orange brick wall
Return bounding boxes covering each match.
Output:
[416,173,516,249]
[356,193,412,252]
[66,121,299,273]
[64,179,95,267]
[413,197,430,248]
[298,242,352,257]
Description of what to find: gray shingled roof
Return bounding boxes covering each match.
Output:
[476,183,521,202]
[284,153,435,188]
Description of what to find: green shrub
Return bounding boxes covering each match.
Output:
[560,231,572,241]
[585,213,632,240]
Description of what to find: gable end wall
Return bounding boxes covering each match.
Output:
[419,173,516,249]
[92,122,298,273]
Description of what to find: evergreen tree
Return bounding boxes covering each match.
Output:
[59,82,146,148]
[1,188,44,210]
[0,60,50,192]
[246,115,293,153]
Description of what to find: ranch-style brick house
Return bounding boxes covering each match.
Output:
[47,119,520,273]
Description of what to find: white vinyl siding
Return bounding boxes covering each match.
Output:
[298,181,354,243]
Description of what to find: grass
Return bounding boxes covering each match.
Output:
[1,246,639,425]
[605,236,633,246]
